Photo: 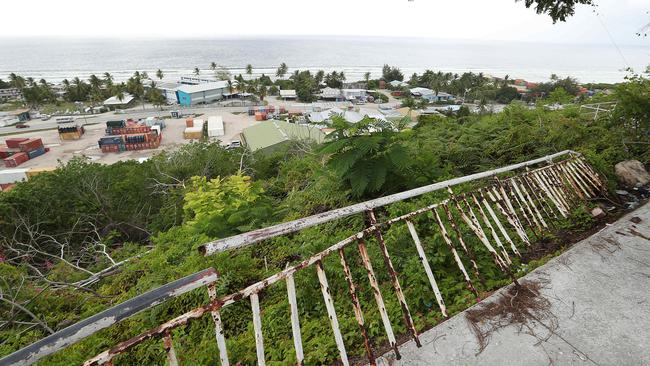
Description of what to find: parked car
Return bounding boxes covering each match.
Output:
[226,140,241,150]
[15,123,29,129]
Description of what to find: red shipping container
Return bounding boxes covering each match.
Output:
[1,183,16,191]
[18,138,44,152]
[5,138,29,149]
[4,152,29,167]
[0,147,20,159]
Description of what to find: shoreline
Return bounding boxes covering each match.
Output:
[0,66,632,85]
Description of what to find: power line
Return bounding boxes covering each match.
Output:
[594,11,631,71]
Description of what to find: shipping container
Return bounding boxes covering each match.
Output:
[0,169,28,184]
[106,120,126,128]
[0,183,16,192]
[5,138,29,149]
[4,152,29,167]
[59,131,82,140]
[255,112,267,121]
[183,126,203,139]
[27,146,46,159]
[185,118,194,127]
[18,139,44,153]
[207,116,225,137]
[99,136,124,147]
[0,147,20,159]
[193,119,205,129]
[26,167,56,179]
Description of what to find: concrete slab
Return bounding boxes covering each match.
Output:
[376,203,650,366]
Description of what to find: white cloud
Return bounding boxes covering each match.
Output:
[0,0,647,45]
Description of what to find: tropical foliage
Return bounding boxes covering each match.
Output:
[0,71,648,365]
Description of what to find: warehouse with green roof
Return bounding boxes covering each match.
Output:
[242,120,325,154]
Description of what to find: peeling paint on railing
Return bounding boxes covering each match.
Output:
[3,152,607,366]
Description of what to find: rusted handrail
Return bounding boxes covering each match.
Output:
[6,151,606,366]
[199,150,580,255]
[0,268,219,366]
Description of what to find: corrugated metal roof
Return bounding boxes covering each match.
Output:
[243,120,325,152]
[280,90,297,97]
[176,81,229,94]
[410,87,433,96]
[103,94,135,105]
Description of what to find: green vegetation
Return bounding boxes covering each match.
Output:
[3,71,165,113]
[0,68,648,365]
[519,0,594,23]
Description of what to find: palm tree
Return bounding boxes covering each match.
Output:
[9,73,26,90]
[115,84,125,103]
[258,84,267,101]
[156,69,164,80]
[103,72,114,92]
[364,72,371,86]
[141,71,149,80]
[402,96,416,120]
[210,62,217,71]
[315,70,325,86]
[194,67,200,77]
[227,80,233,97]
[246,64,253,78]
[89,74,102,90]
[276,62,288,78]
[72,77,86,101]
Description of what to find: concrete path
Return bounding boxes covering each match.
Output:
[377,202,650,366]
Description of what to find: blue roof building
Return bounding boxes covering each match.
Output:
[175,81,230,106]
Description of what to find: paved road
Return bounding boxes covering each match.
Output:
[0,105,252,135]
[376,202,650,366]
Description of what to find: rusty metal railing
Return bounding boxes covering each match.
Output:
[2,150,606,366]
[0,269,219,366]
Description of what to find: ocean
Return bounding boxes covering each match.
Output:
[0,37,647,84]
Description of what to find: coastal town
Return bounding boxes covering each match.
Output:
[2,0,650,363]
[0,65,617,190]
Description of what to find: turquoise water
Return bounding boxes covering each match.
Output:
[0,36,647,83]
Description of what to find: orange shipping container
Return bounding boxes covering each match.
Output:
[255,112,266,121]
[186,118,194,127]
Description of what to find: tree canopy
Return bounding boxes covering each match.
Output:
[517,0,594,23]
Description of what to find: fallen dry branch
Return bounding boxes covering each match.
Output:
[465,279,555,354]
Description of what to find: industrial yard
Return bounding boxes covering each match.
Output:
[0,108,259,170]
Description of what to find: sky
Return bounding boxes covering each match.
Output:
[0,0,648,45]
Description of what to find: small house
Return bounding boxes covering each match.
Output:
[103,94,136,110]
[279,89,297,100]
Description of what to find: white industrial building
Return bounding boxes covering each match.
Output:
[176,81,230,106]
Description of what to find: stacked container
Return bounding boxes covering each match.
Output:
[0,147,20,159]
[99,120,162,153]
[184,119,204,139]
[1,138,48,167]
[4,152,29,167]
[5,138,29,149]
[58,125,85,140]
